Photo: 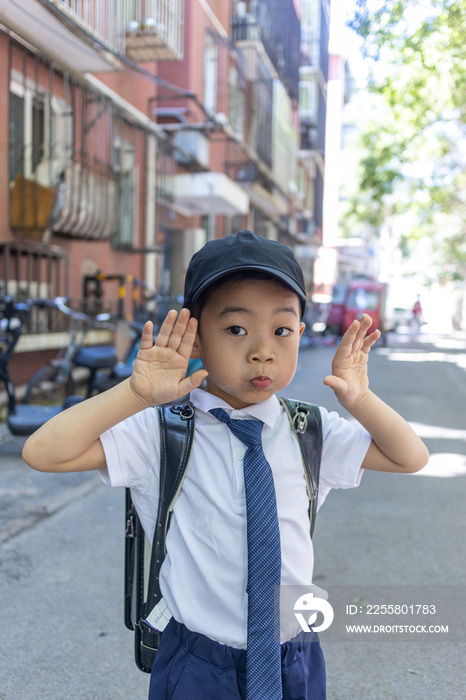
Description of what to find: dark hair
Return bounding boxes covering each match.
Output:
[187,270,302,321]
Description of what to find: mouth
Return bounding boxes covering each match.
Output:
[250,376,272,390]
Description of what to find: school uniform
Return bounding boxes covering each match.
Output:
[99,388,371,698]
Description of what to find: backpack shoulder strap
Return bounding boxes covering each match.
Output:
[279,397,323,538]
[136,402,195,671]
[146,402,195,608]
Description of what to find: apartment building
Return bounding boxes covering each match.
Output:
[0,0,328,380]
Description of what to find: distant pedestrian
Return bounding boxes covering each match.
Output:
[22,230,429,700]
[412,295,424,332]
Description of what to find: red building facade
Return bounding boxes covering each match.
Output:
[0,0,326,386]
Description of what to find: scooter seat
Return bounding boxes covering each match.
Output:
[73,345,118,370]
[111,363,133,380]
[8,404,62,436]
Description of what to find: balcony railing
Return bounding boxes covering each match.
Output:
[0,241,69,333]
[53,0,184,61]
[231,0,299,100]
[125,0,184,61]
[53,0,126,53]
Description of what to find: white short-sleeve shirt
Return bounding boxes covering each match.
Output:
[99,389,371,647]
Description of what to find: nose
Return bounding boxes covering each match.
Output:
[248,335,275,363]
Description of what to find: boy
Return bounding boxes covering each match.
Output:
[23,230,428,700]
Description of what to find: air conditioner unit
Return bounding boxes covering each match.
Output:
[173,131,210,168]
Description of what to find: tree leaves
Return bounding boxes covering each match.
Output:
[347,0,466,281]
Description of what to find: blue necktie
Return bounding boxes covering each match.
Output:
[210,408,282,700]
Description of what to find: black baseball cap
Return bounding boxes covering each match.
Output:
[183,230,307,317]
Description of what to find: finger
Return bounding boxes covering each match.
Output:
[362,329,381,353]
[345,315,372,353]
[358,314,373,334]
[139,320,154,350]
[354,314,372,345]
[180,368,209,393]
[154,310,179,347]
[336,319,360,356]
[177,316,199,359]
[323,374,348,396]
[166,308,192,351]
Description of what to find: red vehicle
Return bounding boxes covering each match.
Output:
[341,279,390,337]
[326,284,348,335]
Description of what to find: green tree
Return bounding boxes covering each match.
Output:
[346,0,466,281]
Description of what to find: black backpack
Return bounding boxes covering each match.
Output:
[124,398,323,673]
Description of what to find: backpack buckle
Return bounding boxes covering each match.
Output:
[292,405,309,435]
[170,404,194,420]
[125,514,135,538]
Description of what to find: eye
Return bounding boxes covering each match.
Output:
[228,325,247,336]
[275,327,291,337]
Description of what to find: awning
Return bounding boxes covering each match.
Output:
[172,172,249,216]
[0,0,118,73]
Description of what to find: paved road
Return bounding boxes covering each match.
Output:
[289,330,466,699]
[1,330,465,699]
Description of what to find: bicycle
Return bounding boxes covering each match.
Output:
[83,292,186,395]
[0,296,63,435]
[79,317,144,396]
[22,297,118,406]
[16,293,202,416]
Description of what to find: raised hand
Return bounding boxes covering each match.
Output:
[129,309,208,407]
[323,315,380,409]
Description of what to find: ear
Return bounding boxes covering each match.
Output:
[299,322,305,338]
[191,331,202,359]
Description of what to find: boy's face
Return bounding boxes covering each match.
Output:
[192,278,305,409]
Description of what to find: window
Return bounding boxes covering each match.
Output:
[32,96,45,173]
[299,77,318,122]
[9,75,70,187]
[228,64,245,139]
[203,32,218,116]
[113,139,136,248]
[9,92,24,179]
[9,80,48,183]
[346,288,379,312]
[200,214,214,242]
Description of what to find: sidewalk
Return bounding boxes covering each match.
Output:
[0,477,150,700]
[0,422,98,545]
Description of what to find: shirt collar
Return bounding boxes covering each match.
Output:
[190,388,281,430]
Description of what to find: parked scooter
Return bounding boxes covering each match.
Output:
[0,297,63,435]
[1,296,120,435]
[1,295,203,436]
[23,297,118,406]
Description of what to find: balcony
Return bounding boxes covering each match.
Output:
[125,0,184,61]
[0,0,117,73]
[231,12,261,44]
[50,0,126,54]
[0,1,183,74]
[57,0,184,61]
[231,0,300,99]
[231,12,277,84]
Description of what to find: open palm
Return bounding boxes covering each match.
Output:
[130,309,208,407]
[323,315,380,408]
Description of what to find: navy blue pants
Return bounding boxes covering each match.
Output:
[149,617,326,700]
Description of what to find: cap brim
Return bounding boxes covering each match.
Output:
[190,264,307,312]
